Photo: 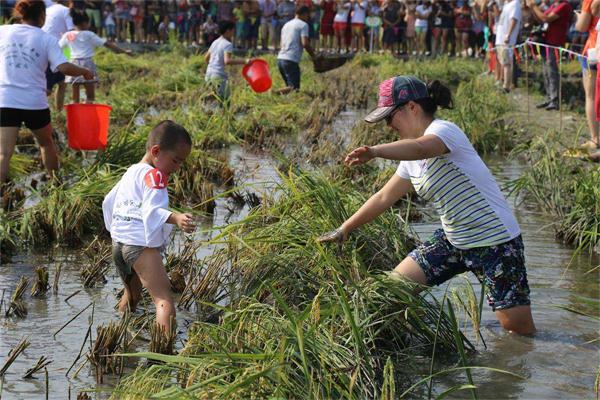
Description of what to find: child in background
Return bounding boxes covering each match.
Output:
[204,20,251,102]
[102,120,195,333]
[103,4,116,41]
[405,0,416,55]
[158,15,169,43]
[59,10,131,103]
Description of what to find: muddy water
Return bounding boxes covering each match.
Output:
[1,146,598,399]
[412,157,600,399]
[0,146,280,400]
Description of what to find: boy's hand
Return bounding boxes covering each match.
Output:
[175,213,196,233]
[82,69,95,81]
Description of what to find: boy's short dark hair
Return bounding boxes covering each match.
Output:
[70,8,89,25]
[146,120,192,151]
[296,5,310,17]
[219,20,235,35]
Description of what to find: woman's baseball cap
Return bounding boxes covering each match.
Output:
[364,76,429,123]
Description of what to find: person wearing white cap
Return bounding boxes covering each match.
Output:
[318,75,536,336]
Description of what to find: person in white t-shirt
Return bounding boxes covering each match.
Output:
[350,0,367,51]
[494,0,521,92]
[0,0,92,184]
[103,120,195,333]
[59,9,131,103]
[318,75,536,336]
[277,6,316,93]
[204,20,252,103]
[333,1,351,53]
[415,0,432,55]
[42,0,74,111]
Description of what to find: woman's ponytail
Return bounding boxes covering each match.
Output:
[427,80,453,110]
[413,79,454,115]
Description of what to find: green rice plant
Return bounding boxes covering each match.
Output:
[112,170,476,399]
[5,277,29,318]
[30,266,49,297]
[510,132,600,252]
[442,77,514,154]
[17,166,122,246]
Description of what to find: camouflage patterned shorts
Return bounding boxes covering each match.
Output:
[408,229,531,311]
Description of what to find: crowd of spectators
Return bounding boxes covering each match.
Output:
[0,1,587,55]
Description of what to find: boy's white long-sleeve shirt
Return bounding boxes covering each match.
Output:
[102,163,173,248]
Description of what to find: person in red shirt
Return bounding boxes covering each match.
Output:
[527,0,573,110]
[576,0,600,151]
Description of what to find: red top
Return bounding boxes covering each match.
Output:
[582,0,600,56]
[321,1,336,23]
[542,0,573,46]
[296,0,314,10]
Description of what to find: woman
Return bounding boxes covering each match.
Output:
[576,0,600,152]
[414,0,432,55]
[454,1,472,57]
[381,0,400,54]
[0,0,93,184]
[318,75,536,336]
[432,0,453,56]
[319,0,336,51]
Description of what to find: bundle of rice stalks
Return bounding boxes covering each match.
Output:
[168,268,186,294]
[30,266,49,297]
[17,167,121,246]
[149,320,176,355]
[5,277,29,318]
[22,356,52,379]
[89,314,130,382]
[0,337,30,376]
[114,170,478,399]
[81,237,111,287]
[178,249,230,314]
[510,133,600,252]
[1,182,25,211]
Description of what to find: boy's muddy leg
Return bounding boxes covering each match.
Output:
[132,248,176,330]
[0,127,18,183]
[32,124,59,177]
[118,271,143,313]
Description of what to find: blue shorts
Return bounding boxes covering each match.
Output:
[409,229,531,311]
[581,56,597,72]
[277,59,301,90]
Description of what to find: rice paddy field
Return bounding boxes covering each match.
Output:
[0,47,599,399]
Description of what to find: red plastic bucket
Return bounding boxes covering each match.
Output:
[65,103,112,150]
[242,59,272,93]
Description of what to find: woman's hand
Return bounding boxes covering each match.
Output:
[316,227,348,244]
[344,145,376,166]
[174,212,196,233]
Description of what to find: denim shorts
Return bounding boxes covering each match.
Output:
[409,229,531,311]
[112,241,146,283]
[277,59,301,90]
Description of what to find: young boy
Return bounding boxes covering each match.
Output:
[102,120,195,332]
[204,20,251,102]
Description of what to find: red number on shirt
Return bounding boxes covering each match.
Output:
[144,168,168,189]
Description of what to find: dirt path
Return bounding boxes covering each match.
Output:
[508,87,587,144]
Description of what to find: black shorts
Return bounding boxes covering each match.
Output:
[45,66,65,91]
[0,108,51,130]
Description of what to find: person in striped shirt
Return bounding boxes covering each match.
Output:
[318,75,535,335]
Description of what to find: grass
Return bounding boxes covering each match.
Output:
[510,131,600,252]
[111,169,481,399]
